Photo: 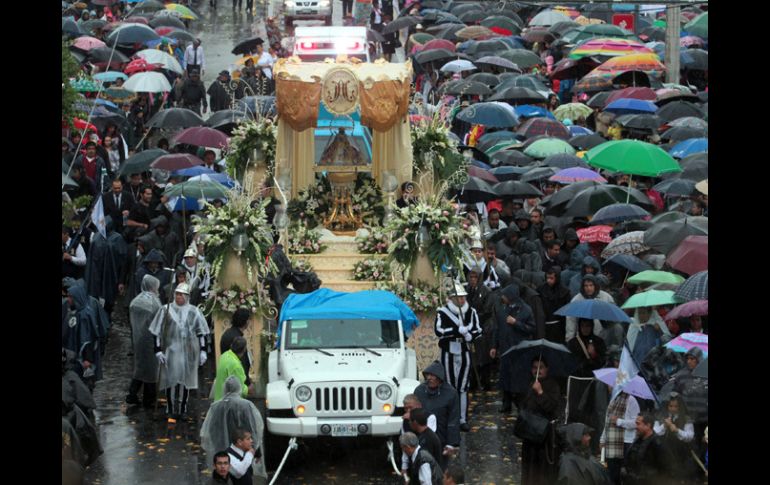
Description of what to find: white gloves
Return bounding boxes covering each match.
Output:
[458,326,473,342]
[156,351,167,365]
[199,350,207,366]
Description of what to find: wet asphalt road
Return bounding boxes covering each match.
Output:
[85,2,522,483]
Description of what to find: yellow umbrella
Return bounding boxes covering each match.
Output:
[695,179,708,195]
[231,55,258,79]
[166,3,199,20]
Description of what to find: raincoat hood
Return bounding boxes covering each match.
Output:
[422,360,446,382]
[500,283,520,303]
[580,274,600,299]
[140,274,160,294]
[564,227,580,242]
[142,248,166,266]
[505,224,521,244]
[67,285,89,311]
[514,209,531,222]
[686,347,704,362]
[582,256,601,274]
[561,422,593,453]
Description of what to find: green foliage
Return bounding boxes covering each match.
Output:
[225,119,277,179]
[62,39,84,128]
[62,195,93,230]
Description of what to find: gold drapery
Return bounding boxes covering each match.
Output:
[276,119,316,198]
[274,78,322,132]
[372,117,413,186]
[358,79,411,132]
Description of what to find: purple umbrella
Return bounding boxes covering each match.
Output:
[549,167,607,184]
[593,368,655,400]
[664,299,708,321]
[665,332,708,356]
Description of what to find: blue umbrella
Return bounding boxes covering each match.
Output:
[602,254,652,273]
[514,105,556,120]
[93,98,119,109]
[173,165,217,177]
[590,203,651,225]
[490,166,530,181]
[604,98,659,115]
[673,270,707,302]
[568,125,594,136]
[555,299,632,322]
[188,173,237,189]
[94,71,129,83]
[457,102,520,128]
[669,138,708,159]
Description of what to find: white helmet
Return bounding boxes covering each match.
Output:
[183,248,198,258]
[451,281,468,297]
[175,283,191,295]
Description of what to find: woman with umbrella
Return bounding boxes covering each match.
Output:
[565,274,619,346]
[628,305,672,365]
[653,394,698,485]
[519,355,561,485]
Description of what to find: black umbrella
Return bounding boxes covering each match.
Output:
[676,159,708,182]
[456,176,498,203]
[450,3,484,16]
[498,49,544,69]
[603,254,652,274]
[431,24,465,41]
[586,91,612,109]
[167,30,196,43]
[87,47,130,64]
[457,145,491,165]
[414,48,456,64]
[106,24,160,45]
[367,28,386,43]
[542,153,589,169]
[549,20,580,37]
[477,133,520,153]
[62,18,84,38]
[147,108,205,129]
[643,218,708,254]
[383,16,421,35]
[640,26,665,42]
[656,101,706,123]
[520,166,558,183]
[118,149,169,176]
[674,270,708,302]
[540,180,603,209]
[682,49,708,71]
[652,178,697,197]
[149,16,187,29]
[568,134,607,150]
[475,56,521,72]
[494,180,543,198]
[465,39,513,56]
[559,185,654,218]
[422,11,462,24]
[444,80,492,96]
[491,150,533,167]
[466,72,501,87]
[489,87,545,104]
[458,11,487,23]
[231,36,264,55]
[500,339,577,393]
[615,114,663,132]
[80,19,108,34]
[205,109,252,130]
[660,126,707,142]
[489,166,530,181]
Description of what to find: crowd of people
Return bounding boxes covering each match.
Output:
[63,1,708,484]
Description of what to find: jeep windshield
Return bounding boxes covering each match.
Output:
[284,319,400,350]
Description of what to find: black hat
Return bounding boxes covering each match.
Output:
[190,69,200,76]
[219,70,230,77]
[254,38,264,46]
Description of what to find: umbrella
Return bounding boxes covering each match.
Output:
[683,12,708,39]
[604,98,659,115]
[568,125,594,137]
[542,153,589,169]
[149,15,187,29]
[164,3,199,20]
[72,36,107,51]
[107,23,160,45]
[639,26,665,42]
[603,254,652,273]
[147,108,205,129]
[167,29,195,43]
[466,72,501,87]
[569,134,607,151]
[458,11,487,23]
[549,167,606,184]
[123,71,172,93]
[165,179,229,199]
[549,20,581,37]
[124,57,164,74]
[383,16,421,35]
[135,49,184,74]
[585,140,680,177]
[669,138,708,159]
[652,179,696,197]
[656,101,705,122]
[205,109,252,130]
[490,166,530,181]
[491,150,534,167]
[680,36,705,49]
[621,290,681,309]
[478,131,519,149]
[673,159,708,182]
[522,27,555,44]
[591,53,665,78]
[80,18,108,34]
[674,271,708,302]
[556,299,631,322]
[444,80,492,96]
[517,117,570,140]
[558,185,653,218]
[628,270,685,286]
[660,126,707,142]
[481,16,523,35]
[414,48,456,64]
[457,176,498,203]
[489,87,545,105]
[498,50,544,70]
[681,49,708,71]
[643,218,708,254]
[173,165,217,177]
[601,231,649,258]
[590,203,650,225]
[475,56,521,72]
[664,300,708,321]
[231,36,264,56]
[455,25,498,41]
[62,172,79,189]
[570,38,654,60]
[520,166,559,183]
[468,166,498,183]
[93,71,128,83]
[553,103,593,122]
[62,17,84,37]
[188,173,237,190]
[419,39,456,53]
[494,180,543,198]
[551,56,601,81]
[134,0,165,11]
[87,46,130,64]
[562,24,636,44]
[665,332,708,356]
[524,138,576,159]
[151,153,204,171]
[514,105,554,120]
[593,368,655,400]
[586,91,613,109]
[577,225,613,244]
[605,87,658,107]
[500,339,577,393]
[614,114,662,132]
[529,10,571,27]
[118,149,169,176]
[692,358,707,379]
[695,179,708,196]
[667,236,707,276]
[173,127,229,149]
[70,78,100,93]
[457,102,519,128]
[103,86,136,102]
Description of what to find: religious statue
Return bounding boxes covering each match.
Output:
[318,128,366,166]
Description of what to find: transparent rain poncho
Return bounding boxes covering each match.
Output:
[129,275,162,382]
[200,376,267,478]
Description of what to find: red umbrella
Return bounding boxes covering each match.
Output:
[155,26,177,36]
[468,166,499,183]
[173,127,230,149]
[124,58,164,74]
[72,36,107,51]
[72,118,100,135]
[488,26,511,37]
[419,39,456,52]
[517,117,571,140]
[666,235,707,275]
[577,225,613,244]
[664,299,707,321]
[151,153,205,171]
[604,87,657,106]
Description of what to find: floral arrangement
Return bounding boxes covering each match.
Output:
[351,175,385,226]
[225,118,277,179]
[385,194,470,277]
[288,223,326,254]
[410,101,465,180]
[376,280,443,313]
[353,258,390,281]
[289,256,315,273]
[192,188,275,284]
[204,285,263,316]
[287,175,333,229]
[356,225,390,254]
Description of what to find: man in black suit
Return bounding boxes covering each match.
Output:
[103,179,135,235]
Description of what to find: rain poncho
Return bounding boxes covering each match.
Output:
[132,249,172,302]
[148,293,209,390]
[63,285,110,381]
[129,275,162,383]
[200,376,267,478]
[557,423,611,485]
[84,217,127,309]
[628,308,671,365]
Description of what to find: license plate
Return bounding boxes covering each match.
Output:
[299,9,313,14]
[331,424,358,437]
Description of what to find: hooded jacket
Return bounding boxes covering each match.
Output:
[568,256,602,297]
[413,361,461,448]
[495,224,521,261]
[538,271,572,343]
[504,238,543,274]
[557,423,611,485]
[565,274,616,342]
[514,209,538,242]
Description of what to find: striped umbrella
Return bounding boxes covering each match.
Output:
[665,333,708,356]
[589,53,666,78]
[569,38,655,60]
[673,270,708,302]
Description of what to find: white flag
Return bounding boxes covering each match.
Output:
[611,344,639,401]
[91,196,107,239]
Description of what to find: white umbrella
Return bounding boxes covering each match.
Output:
[135,49,184,74]
[440,59,477,73]
[529,10,571,27]
[124,71,172,93]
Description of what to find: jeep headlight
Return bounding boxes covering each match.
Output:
[285,1,295,7]
[319,0,330,6]
[295,385,312,402]
[376,384,392,401]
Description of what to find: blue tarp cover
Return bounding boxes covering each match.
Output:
[279,288,420,337]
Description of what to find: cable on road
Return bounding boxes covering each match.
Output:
[268,437,298,485]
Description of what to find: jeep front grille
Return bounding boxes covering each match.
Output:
[315,386,372,412]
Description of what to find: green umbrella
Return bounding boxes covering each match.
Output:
[118,149,169,176]
[683,12,708,39]
[524,137,576,159]
[585,140,681,177]
[621,289,681,309]
[485,141,521,156]
[627,270,685,286]
[70,78,100,93]
[553,103,593,122]
[653,20,667,29]
[164,179,230,199]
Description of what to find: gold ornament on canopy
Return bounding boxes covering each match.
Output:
[321,66,360,116]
